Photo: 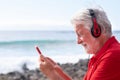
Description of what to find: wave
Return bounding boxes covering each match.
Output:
[0,40,75,45]
[0,54,89,73]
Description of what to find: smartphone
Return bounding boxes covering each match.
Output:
[35,46,45,62]
[35,46,42,55]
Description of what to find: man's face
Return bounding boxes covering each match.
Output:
[75,24,99,54]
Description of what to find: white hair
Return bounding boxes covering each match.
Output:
[71,7,112,37]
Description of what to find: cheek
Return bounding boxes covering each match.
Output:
[86,34,96,44]
[85,38,97,51]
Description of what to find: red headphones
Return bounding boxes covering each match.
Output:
[89,9,101,38]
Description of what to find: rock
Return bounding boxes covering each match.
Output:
[0,59,88,80]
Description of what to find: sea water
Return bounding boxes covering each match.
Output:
[0,31,120,73]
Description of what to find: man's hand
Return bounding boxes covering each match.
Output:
[39,55,72,80]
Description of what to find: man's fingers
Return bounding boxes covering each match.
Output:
[40,54,45,62]
[40,56,56,66]
[46,57,57,65]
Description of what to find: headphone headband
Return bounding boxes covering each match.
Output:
[89,9,95,17]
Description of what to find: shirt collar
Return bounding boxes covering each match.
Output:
[95,36,118,58]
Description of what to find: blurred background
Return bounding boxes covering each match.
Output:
[0,0,120,74]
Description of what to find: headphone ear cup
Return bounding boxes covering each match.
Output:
[91,25,101,38]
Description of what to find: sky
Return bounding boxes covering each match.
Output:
[0,0,120,31]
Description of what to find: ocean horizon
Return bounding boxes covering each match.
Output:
[0,30,120,73]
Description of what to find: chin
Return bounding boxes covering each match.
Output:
[85,50,90,54]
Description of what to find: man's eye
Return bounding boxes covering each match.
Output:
[77,34,81,37]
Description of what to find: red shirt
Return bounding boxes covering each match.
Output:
[84,36,120,80]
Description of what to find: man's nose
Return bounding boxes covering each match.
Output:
[77,38,83,44]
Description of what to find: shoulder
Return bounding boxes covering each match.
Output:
[103,41,120,59]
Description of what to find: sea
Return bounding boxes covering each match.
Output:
[0,30,120,73]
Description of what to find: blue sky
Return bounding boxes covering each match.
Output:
[0,0,120,31]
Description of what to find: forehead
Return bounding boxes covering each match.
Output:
[75,24,85,32]
[75,24,90,35]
